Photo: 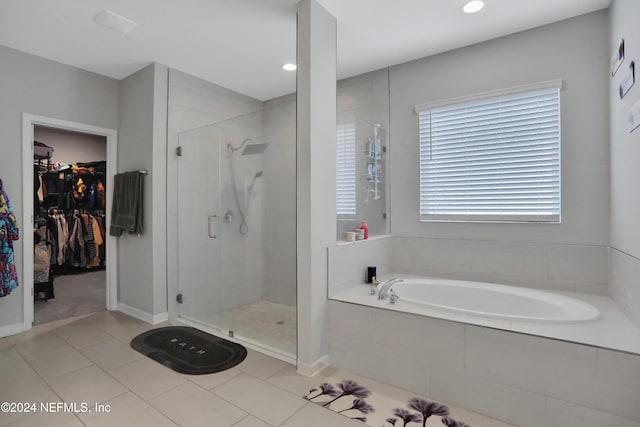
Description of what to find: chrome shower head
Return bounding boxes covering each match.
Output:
[241,142,269,156]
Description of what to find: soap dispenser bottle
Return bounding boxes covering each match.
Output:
[360,220,368,240]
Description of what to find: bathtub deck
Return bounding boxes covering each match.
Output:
[331,273,640,355]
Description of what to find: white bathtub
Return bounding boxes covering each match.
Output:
[384,278,599,322]
[331,274,640,353]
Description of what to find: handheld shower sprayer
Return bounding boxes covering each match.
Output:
[247,171,263,191]
[227,138,270,234]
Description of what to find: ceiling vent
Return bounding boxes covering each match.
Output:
[94,10,137,34]
[463,1,485,14]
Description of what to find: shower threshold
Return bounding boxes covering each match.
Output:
[173,300,297,365]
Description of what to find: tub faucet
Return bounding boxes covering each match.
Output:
[378,278,403,300]
[389,289,399,304]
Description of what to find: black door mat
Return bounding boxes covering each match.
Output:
[130,326,247,375]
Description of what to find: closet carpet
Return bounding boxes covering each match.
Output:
[34,270,105,325]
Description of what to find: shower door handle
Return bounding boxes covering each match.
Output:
[208,215,219,239]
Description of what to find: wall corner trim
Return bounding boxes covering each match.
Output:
[297,354,331,377]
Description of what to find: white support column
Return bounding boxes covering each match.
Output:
[296,0,337,376]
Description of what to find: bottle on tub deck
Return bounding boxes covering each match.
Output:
[360,220,368,240]
[370,276,380,295]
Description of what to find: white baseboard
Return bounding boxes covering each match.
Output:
[118,303,168,325]
[297,354,330,377]
[0,323,25,338]
[152,312,169,324]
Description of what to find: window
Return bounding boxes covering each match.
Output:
[417,82,561,223]
[336,123,357,216]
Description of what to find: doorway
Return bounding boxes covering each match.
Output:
[33,126,107,325]
[21,114,118,331]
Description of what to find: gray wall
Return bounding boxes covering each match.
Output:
[609,0,640,327]
[116,63,169,319]
[296,0,337,373]
[388,11,610,293]
[0,45,118,333]
[34,127,106,164]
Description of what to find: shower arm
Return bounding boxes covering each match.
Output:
[227,138,253,156]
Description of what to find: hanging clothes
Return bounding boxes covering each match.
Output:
[0,179,20,297]
[42,211,105,270]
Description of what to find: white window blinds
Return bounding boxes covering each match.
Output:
[337,123,357,216]
[418,86,561,223]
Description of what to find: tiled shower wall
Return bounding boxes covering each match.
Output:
[328,300,640,427]
[167,68,266,317]
[263,96,297,307]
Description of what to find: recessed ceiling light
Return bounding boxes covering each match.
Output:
[282,63,297,71]
[463,0,485,14]
[94,9,137,34]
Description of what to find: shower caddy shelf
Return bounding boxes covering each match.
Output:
[364,124,383,201]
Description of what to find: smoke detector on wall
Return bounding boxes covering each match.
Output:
[94,10,137,34]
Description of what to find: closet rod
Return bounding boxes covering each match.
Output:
[138,170,148,175]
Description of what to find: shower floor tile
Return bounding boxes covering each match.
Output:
[222,300,296,355]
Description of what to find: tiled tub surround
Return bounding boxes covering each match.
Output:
[327,300,640,427]
[329,237,609,297]
[328,236,640,352]
[328,237,640,426]
[392,237,610,295]
[329,236,394,296]
[332,274,640,355]
[610,247,640,329]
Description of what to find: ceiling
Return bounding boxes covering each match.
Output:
[0,0,611,101]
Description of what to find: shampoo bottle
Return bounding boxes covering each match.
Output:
[360,220,368,240]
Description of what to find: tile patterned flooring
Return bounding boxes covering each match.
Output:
[0,311,512,427]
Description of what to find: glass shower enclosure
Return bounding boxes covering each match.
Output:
[176,101,297,361]
[336,109,389,240]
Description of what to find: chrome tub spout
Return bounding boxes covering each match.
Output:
[378,278,404,300]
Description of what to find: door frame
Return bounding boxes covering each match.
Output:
[22,113,118,331]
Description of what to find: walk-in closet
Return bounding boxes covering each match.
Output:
[33,126,107,325]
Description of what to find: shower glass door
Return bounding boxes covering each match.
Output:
[176,104,297,362]
[176,131,222,329]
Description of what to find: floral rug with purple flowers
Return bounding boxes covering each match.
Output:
[304,379,472,427]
